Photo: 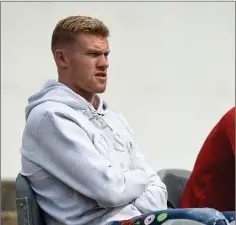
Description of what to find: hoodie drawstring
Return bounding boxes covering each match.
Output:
[87,106,126,150]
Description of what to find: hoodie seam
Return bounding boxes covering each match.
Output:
[36,112,49,138]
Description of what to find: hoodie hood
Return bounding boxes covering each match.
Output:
[25,80,108,120]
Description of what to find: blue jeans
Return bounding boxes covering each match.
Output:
[222,212,235,224]
[108,208,235,225]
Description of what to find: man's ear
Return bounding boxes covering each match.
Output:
[54,49,69,68]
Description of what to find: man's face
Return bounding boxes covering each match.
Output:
[56,33,110,97]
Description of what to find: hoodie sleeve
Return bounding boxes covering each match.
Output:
[118,114,168,213]
[130,148,168,213]
[35,111,148,208]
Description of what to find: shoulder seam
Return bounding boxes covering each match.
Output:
[36,111,50,138]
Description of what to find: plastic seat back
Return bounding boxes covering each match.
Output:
[16,173,46,225]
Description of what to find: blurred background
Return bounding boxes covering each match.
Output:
[1,1,235,224]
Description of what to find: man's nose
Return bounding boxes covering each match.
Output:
[97,55,109,69]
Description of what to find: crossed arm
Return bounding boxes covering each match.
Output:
[129,145,168,213]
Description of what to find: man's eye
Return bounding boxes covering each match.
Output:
[88,53,98,56]
[88,52,109,57]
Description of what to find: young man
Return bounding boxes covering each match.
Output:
[181,107,235,211]
[20,16,229,225]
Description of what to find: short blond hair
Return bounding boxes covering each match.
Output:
[51,16,110,53]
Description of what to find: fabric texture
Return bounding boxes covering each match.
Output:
[181,107,235,211]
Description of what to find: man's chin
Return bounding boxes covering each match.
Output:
[95,86,107,94]
[96,89,106,94]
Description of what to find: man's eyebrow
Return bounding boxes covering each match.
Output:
[86,49,110,54]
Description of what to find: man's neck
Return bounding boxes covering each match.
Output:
[58,77,98,109]
[91,95,100,110]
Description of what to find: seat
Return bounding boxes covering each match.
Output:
[157,168,191,208]
[15,173,46,225]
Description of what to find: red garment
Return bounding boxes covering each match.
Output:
[181,107,235,211]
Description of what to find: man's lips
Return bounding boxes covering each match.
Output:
[95,72,106,77]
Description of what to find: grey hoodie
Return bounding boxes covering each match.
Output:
[20,80,167,225]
